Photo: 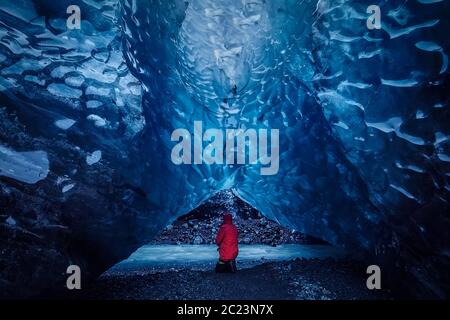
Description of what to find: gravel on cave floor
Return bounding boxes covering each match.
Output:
[76,258,391,300]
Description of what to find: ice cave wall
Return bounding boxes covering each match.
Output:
[120,0,450,296]
[0,0,449,298]
[0,0,161,297]
[121,0,381,249]
[313,0,450,296]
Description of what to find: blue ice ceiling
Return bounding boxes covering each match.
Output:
[0,0,449,297]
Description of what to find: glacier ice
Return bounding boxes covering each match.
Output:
[62,183,75,193]
[65,76,85,88]
[48,83,82,99]
[86,100,103,109]
[0,145,49,184]
[0,0,449,298]
[55,118,76,130]
[86,150,102,165]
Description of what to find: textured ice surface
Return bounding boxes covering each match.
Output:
[119,0,385,249]
[0,0,449,297]
[48,83,82,99]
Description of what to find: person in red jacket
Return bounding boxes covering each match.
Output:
[215,212,238,273]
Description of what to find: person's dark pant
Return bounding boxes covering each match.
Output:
[215,259,237,273]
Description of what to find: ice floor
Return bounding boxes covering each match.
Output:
[109,244,347,272]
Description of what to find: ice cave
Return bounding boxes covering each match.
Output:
[0,0,449,299]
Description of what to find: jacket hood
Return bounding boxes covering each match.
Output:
[223,213,233,224]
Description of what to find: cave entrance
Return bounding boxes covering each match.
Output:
[151,189,324,247]
[102,190,341,273]
[80,190,392,300]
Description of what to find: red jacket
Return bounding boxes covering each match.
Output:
[215,214,238,261]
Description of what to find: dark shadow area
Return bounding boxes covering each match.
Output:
[77,259,391,300]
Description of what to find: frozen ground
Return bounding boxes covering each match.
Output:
[110,244,346,272]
